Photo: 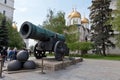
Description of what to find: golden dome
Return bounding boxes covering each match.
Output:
[68,9,74,18]
[70,10,81,18]
[68,8,81,18]
[81,17,89,24]
[68,12,73,18]
[12,23,17,29]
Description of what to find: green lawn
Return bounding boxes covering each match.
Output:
[32,53,120,61]
[69,54,120,61]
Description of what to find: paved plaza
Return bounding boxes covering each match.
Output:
[1,59,120,80]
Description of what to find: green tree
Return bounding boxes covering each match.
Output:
[0,13,24,49]
[64,25,78,43]
[68,42,93,54]
[112,0,120,47]
[89,0,114,56]
[7,23,25,49]
[0,13,9,46]
[43,9,66,34]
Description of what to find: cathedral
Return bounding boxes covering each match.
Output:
[66,8,90,42]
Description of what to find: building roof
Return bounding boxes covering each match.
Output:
[81,17,89,24]
[68,8,81,19]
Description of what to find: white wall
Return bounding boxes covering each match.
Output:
[110,0,117,10]
[0,0,14,20]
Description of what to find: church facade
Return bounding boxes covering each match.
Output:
[66,8,90,42]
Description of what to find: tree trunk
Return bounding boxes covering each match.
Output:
[81,50,87,57]
[102,42,106,56]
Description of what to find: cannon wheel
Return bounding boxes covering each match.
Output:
[34,43,46,59]
[54,41,66,61]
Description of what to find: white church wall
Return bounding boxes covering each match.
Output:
[0,0,14,20]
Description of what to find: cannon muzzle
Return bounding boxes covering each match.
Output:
[20,21,65,41]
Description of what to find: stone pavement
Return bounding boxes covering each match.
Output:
[0,59,120,80]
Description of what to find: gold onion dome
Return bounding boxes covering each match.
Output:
[70,10,81,18]
[68,11,74,18]
[68,8,81,18]
[81,17,89,24]
[12,23,17,29]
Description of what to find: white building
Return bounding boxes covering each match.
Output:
[108,0,120,54]
[0,0,14,20]
[110,0,117,10]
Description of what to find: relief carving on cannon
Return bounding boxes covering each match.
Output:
[20,21,69,61]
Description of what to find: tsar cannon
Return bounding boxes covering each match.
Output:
[20,21,69,61]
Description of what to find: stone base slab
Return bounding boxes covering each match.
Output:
[33,57,83,71]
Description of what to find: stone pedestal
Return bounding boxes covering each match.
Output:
[33,57,83,71]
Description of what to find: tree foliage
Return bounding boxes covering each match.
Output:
[112,0,120,47]
[7,23,25,49]
[89,0,114,56]
[0,13,9,46]
[64,24,93,54]
[0,13,24,49]
[43,9,66,34]
[68,42,93,51]
[64,25,78,43]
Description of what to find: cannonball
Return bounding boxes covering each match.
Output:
[17,50,29,62]
[7,60,22,71]
[23,60,36,69]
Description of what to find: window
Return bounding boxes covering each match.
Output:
[4,0,7,4]
[3,10,6,15]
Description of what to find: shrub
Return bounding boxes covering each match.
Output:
[68,42,93,55]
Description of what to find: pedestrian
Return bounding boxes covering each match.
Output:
[0,47,8,67]
[13,47,17,60]
[8,47,14,61]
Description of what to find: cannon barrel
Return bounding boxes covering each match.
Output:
[20,21,65,41]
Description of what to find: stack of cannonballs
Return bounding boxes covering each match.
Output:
[7,50,36,71]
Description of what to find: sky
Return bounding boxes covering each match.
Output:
[13,0,92,30]
[13,0,92,47]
